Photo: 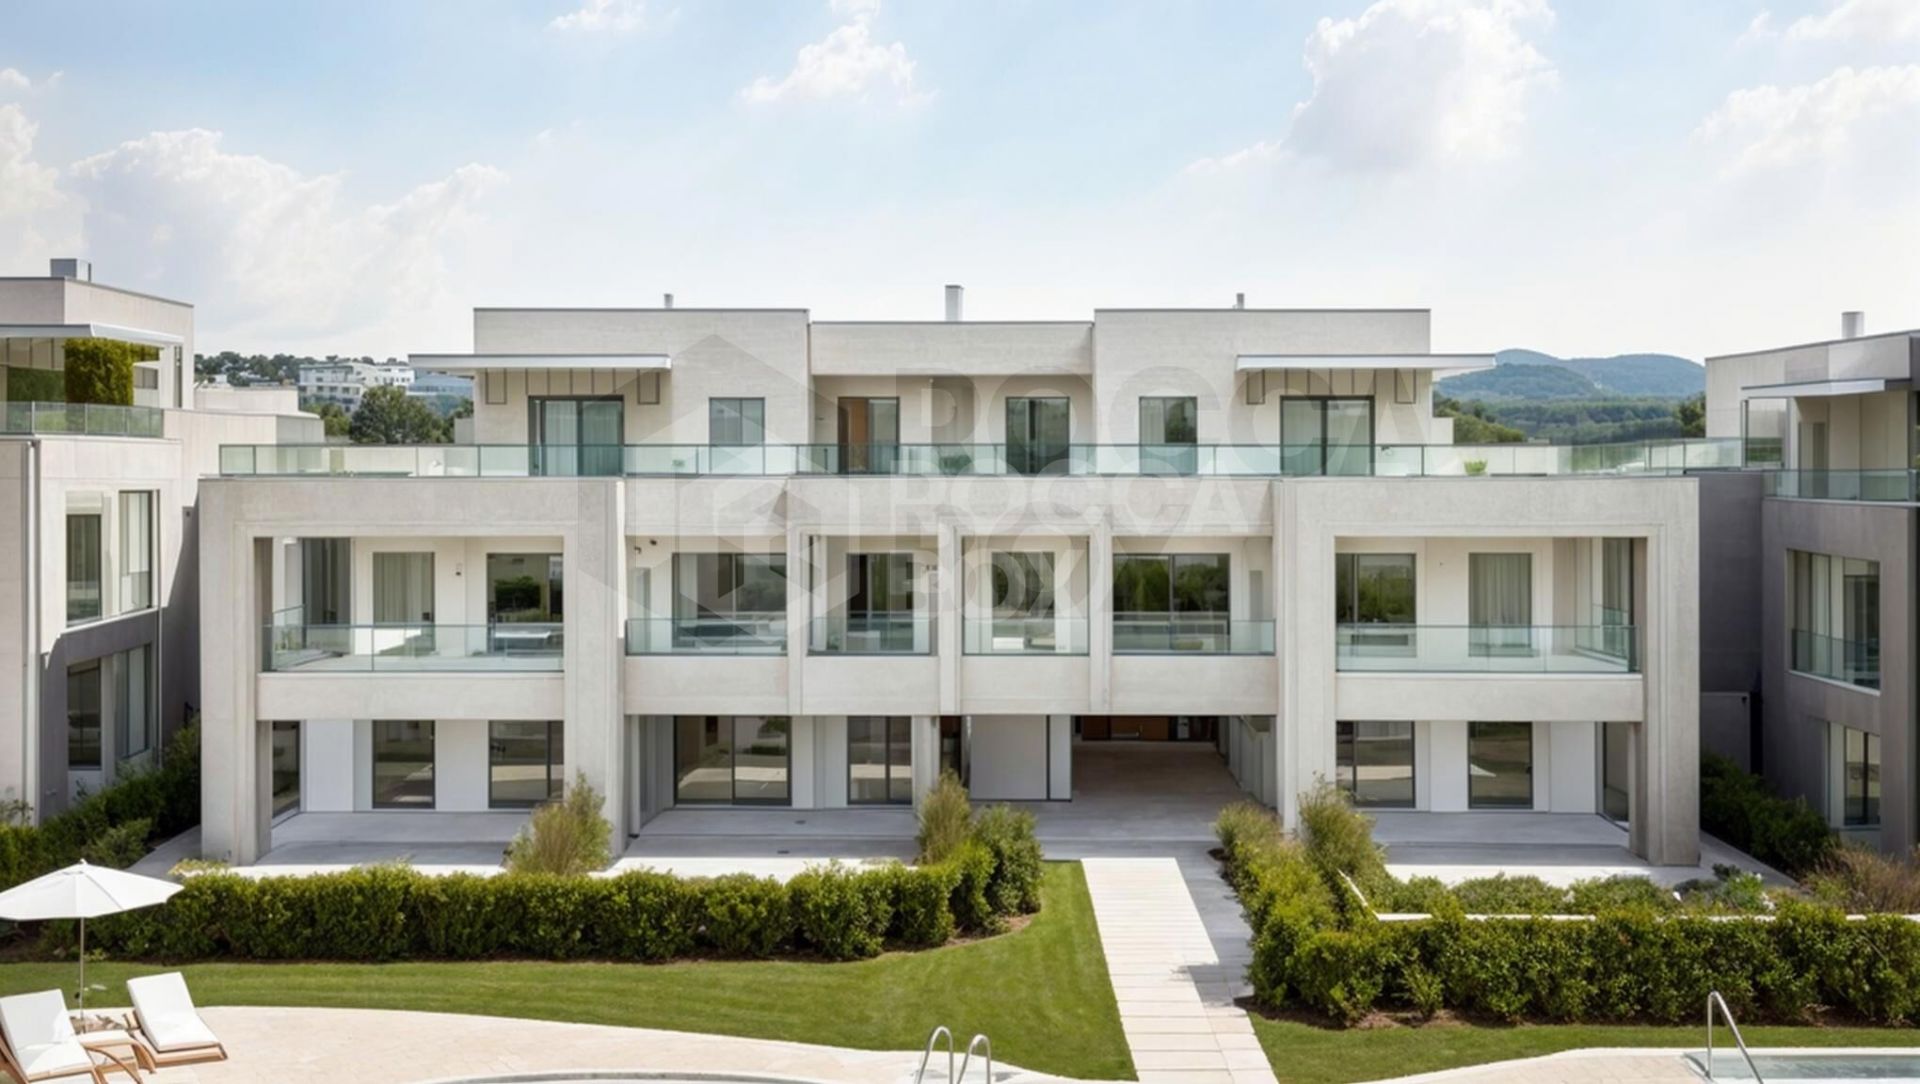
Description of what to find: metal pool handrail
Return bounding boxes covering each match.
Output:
[958,1033,992,1084]
[1706,990,1765,1082]
[915,1026,954,1084]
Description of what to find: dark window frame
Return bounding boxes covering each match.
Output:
[847,716,913,806]
[488,719,564,809]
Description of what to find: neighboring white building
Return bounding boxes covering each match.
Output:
[0,260,321,818]
[297,360,415,410]
[199,288,1705,869]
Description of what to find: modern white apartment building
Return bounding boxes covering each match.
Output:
[200,289,1704,868]
[1704,313,1917,855]
[1,260,320,818]
[297,360,415,410]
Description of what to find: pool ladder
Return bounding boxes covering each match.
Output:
[1705,990,1765,1082]
[915,1026,992,1084]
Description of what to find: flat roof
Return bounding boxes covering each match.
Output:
[1742,376,1912,398]
[0,277,194,308]
[0,322,185,347]
[1237,353,1494,373]
[409,353,671,371]
[1706,328,1920,363]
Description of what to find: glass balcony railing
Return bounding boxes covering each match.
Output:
[1765,470,1918,502]
[625,615,788,655]
[262,623,564,672]
[962,616,1091,655]
[1790,628,1880,689]
[1111,615,1275,655]
[216,437,1751,480]
[1334,624,1640,673]
[809,614,934,655]
[4,401,166,438]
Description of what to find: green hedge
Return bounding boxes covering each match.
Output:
[61,338,139,406]
[88,804,1042,964]
[1701,754,1835,876]
[0,722,200,891]
[1217,799,1920,1027]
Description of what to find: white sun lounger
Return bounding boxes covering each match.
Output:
[124,973,227,1068]
[0,989,141,1084]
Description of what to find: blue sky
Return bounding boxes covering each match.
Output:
[2,0,1915,360]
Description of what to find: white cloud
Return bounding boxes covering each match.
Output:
[1194,0,1556,175]
[1743,0,1920,44]
[550,0,652,33]
[1695,64,1920,175]
[0,104,79,259]
[0,67,62,96]
[740,1,923,106]
[66,128,502,340]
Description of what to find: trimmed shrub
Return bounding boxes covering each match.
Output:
[504,773,612,876]
[973,805,1042,914]
[62,338,137,406]
[1449,874,1566,915]
[1295,782,1388,896]
[917,772,972,863]
[789,863,893,960]
[885,862,959,948]
[80,818,151,869]
[698,873,793,957]
[947,840,1002,934]
[1700,754,1834,876]
[596,870,699,960]
[1567,874,1676,914]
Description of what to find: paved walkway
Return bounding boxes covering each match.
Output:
[99,1005,1072,1084]
[1082,858,1273,1084]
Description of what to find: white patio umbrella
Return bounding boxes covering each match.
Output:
[0,861,181,1008]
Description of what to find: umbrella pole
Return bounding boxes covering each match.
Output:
[77,917,85,1011]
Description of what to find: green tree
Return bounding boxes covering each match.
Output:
[309,402,351,438]
[1675,393,1705,438]
[349,385,448,444]
[1434,396,1526,443]
[62,338,138,405]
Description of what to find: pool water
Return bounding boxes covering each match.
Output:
[1687,1052,1920,1081]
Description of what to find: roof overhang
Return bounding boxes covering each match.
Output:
[409,353,671,372]
[0,323,184,347]
[1742,377,1911,399]
[1236,353,1495,375]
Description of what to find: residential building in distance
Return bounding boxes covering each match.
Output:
[0,259,320,819]
[1704,313,1917,855]
[200,288,1704,870]
[296,359,415,411]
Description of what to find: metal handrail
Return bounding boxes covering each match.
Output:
[1705,990,1765,1082]
[958,1033,992,1084]
[914,1026,954,1084]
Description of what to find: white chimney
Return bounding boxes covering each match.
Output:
[944,284,964,322]
[50,258,91,282]
[1234,292,1245,310]
[1841,311,1864,339]
[663,293,675,309]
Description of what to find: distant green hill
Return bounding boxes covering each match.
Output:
[1439,349,1704,401]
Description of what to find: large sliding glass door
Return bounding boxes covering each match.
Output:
[1468,553,1533,656]
[1467,721,1532,809]
[1006,396,1070,475]
[1112,553,1231,651]
[532,397,623,477]
[1280,397,1372,475]
[837,397,900,474]
[848,717,912,804]
[1139,397,1198,474]
[372,720,435,809]
[671,553,787,649]
[673,716,790,805]
[845,553,916,651]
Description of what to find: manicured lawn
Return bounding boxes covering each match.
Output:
[1252,1015,1920,1083]
[0,863,1133,1081]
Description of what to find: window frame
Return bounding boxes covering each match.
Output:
[847,716,913,806]
[1466,720,1533,810]
[488,720,564,810]
[65,511,104,626]
[708,397,767,447]
[1335,720,1415,809]
[371,720,436,810]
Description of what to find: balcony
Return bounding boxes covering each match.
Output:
[808,615,934,655]
[1334,624,1640,673]
[1112,615,1274,655]
[962,617,1091,655]
[625,615,787,655]
[4,401,165,438]
[262,623,564,672]
[1790,628,1880,690]
[1765,470,1918,503]
[215,437,1749,480]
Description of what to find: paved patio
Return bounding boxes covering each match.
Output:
[619,806,917,880]
[244,812,527,876]
[1372,812,1790,888]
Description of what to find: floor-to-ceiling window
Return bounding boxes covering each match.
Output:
[373,552,435,658]
[300,538,351,624]
[844,552,916,651]
[1112,554,1230,651]
[1467,721,1532,809]
[1468,553,1533,656]
[1790,550,1880,688]
[1335,721,1414,808]
[837,397,900,473]
[1842,725,1881,828]
[66,510,102,624]
[709,397,766,445]
[986,551,1057,650]
[1280,397,1373,476]
[372,720,435,809]
[1138,396,1198,474]
[490,720,564,808]
[1006,396,1070,475]
[848,716,912,805]
[271,721,301,817]
[672,553,787,649]
[66,660,101,770]
[118,491,154,612]
[1601,721,1631,824]
[486,553,563,657]
[116,644,153,762]
[673,716,790,805]
[1335,553,1415,656]
[531,397,624,476]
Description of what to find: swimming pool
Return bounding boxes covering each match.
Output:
[431,1074,846,1084]
[1687,1051,1920,1081]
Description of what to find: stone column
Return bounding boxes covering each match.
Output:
[563,480,628,843]
[937,521,960,714]
[1089,519,1112,712]
[910,713,939,806]
[201,492,270,864]
[1633,522,1702,866]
